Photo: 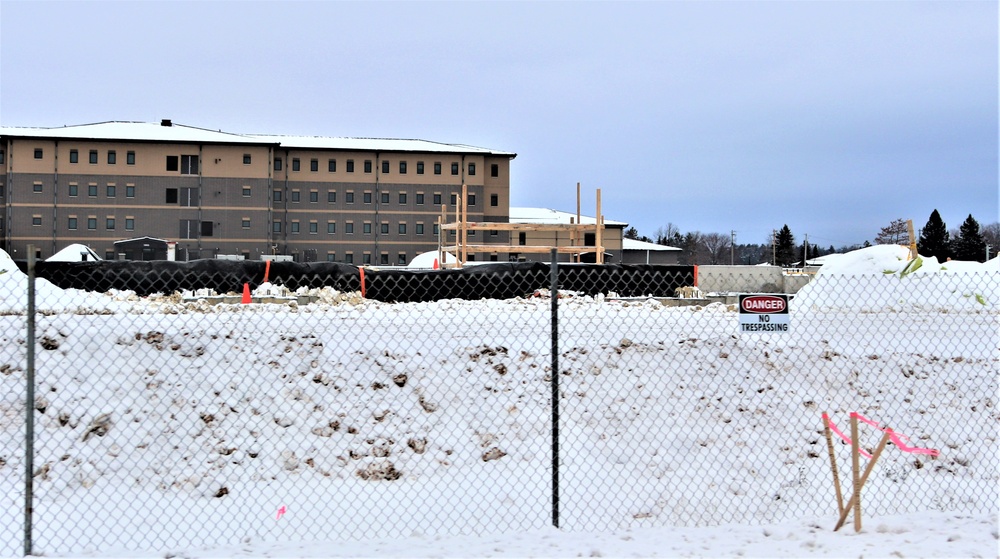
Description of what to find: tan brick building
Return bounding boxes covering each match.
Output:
[0,120,516,263]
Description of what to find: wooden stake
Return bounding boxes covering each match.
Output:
[834,429,892,532]
[850,414,861,532]
[822,413,845,515]
[595,188,603,264]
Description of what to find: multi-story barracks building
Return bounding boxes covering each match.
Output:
[0,120,516,264]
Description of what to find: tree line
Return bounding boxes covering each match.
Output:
[623,210,998,266]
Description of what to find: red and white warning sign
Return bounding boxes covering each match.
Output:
[738,294,789,333]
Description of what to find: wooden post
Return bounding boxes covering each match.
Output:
[461,183,468,266]
[822,413,845,515]
[595,188,603,264]
[834,429,892,531]
[575,182,581,263]
[906,219,917,259]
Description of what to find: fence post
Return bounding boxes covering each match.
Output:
[25,245,36,556]
[549,248,560,529]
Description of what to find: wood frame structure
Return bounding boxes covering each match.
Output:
[437,183,607,269]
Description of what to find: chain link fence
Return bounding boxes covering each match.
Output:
[1,256,996,556]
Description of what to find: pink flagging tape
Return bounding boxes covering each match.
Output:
[851,413,940,457]
[275,505,287,520]
[825,414,872,459]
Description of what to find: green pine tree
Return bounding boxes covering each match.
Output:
[775,225,796,266]
[951,214,987,262]
[917,209,951,261]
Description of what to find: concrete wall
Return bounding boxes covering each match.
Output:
[697,265,814,294]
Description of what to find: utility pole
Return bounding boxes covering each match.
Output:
[772,230,777,266]
[804,233,809,267]
[730,230,736,265]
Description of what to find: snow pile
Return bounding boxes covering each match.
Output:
[0,248,123,314]
[793,245,999,312]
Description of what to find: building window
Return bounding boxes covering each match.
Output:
[380,253,388,265]
[273,190,283,202]
[327,190,336,203]
[31,216,42,226]
[242,187,252,197]
[127,151,136,165]
[519,232,527,245]
[273,221,282,233]
[399,192,406,204]
[450,193,457,205]
[238,153,249,165]
[125,218,135,231]
[309,191,318,203]
[491,163,499,177]
[344,253,353,264]
[180,155,198,174]
[292,158,301,172]
[107,151,117,165]
[89,150,99,164]
[87,217,97,230]
[416,193,424,205]
[69,149,79,163]
[434,162,441,175]
[398,223,406,234]
[363,192,372,204]
[433,224,439,235]
[363,222,372,234]
[451,162,459,175]
[345,222,354,234]
[242,218,251,229]
[381,223,389,234]
[433,193,442,205]
[89,185,98,197]
[399,161,407,174]
[346,191,354,203]
[201,221,213,237]
[363,253,372,265]
[274,158,282,171]
[398,253,407,265]
[346,159,354,173]
[0,149,5,164]
[68,217,77,230]
[381,192,389,204]
[309,221,318,234]
[68,184,78,197]
[327,221,336,234]
[468,194,476,206]
[291,191,300,203]
[327,253,337,262]
[106,218,115,230]
[107,185,116,197]
[166,188,178,203]
[126,185,135,198]
[34,148,43,159]
[416,161,424,174]
[310,158,318,172]
[328,159,336,172]
[415,223,424,235]
[490,229,498,236]
[468,163,476,176]
[490,193,498,206]
[364,160,372,173]
[382,160,390,174]
[166,155,179,171]
[33,183,43,193]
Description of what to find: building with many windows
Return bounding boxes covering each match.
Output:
[0,120,516,263]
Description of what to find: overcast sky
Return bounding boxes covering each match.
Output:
[2,1,996,249]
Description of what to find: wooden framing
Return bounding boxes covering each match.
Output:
[437,183,607,268]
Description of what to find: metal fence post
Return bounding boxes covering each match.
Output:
[25,245,35,557]
[549,248,559,529]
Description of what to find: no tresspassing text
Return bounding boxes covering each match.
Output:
[740,323,789,332]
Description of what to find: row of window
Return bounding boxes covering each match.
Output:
[25,148,137,166]
[32,215,137,232]
[276,157,500,178]
[275,189,498,207]
[268,220,487,237]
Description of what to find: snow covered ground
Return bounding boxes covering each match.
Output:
[0,246,997,558]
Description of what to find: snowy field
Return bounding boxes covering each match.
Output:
[0,245,997,558]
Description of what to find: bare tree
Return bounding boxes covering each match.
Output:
[875,218,909,245]
[980,222,999,256]
[701,232,731,265]
[654,223,680,245]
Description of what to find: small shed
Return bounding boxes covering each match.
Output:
[621,238,682,265]
[113,237,169,261]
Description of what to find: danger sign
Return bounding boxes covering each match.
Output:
[739,294,790,333]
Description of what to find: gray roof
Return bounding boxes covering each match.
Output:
[0,121,515,156]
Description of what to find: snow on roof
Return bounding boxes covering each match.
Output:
[508,207,627,227]
[47,244,102,262]
[0,121,275,145]
[252,134,515,156]
[622,238,681,252]
[0,121,514,155]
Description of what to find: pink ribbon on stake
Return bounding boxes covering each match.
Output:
[275,505,287,520]
[823,412,940,458]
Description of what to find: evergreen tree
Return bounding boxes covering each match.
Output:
[623,226,639,240]
[951,214,987,262]
[917,209,951,261]
[774,225,796,266]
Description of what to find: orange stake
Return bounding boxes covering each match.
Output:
[359,267,366,298]
[264,259,271,283]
